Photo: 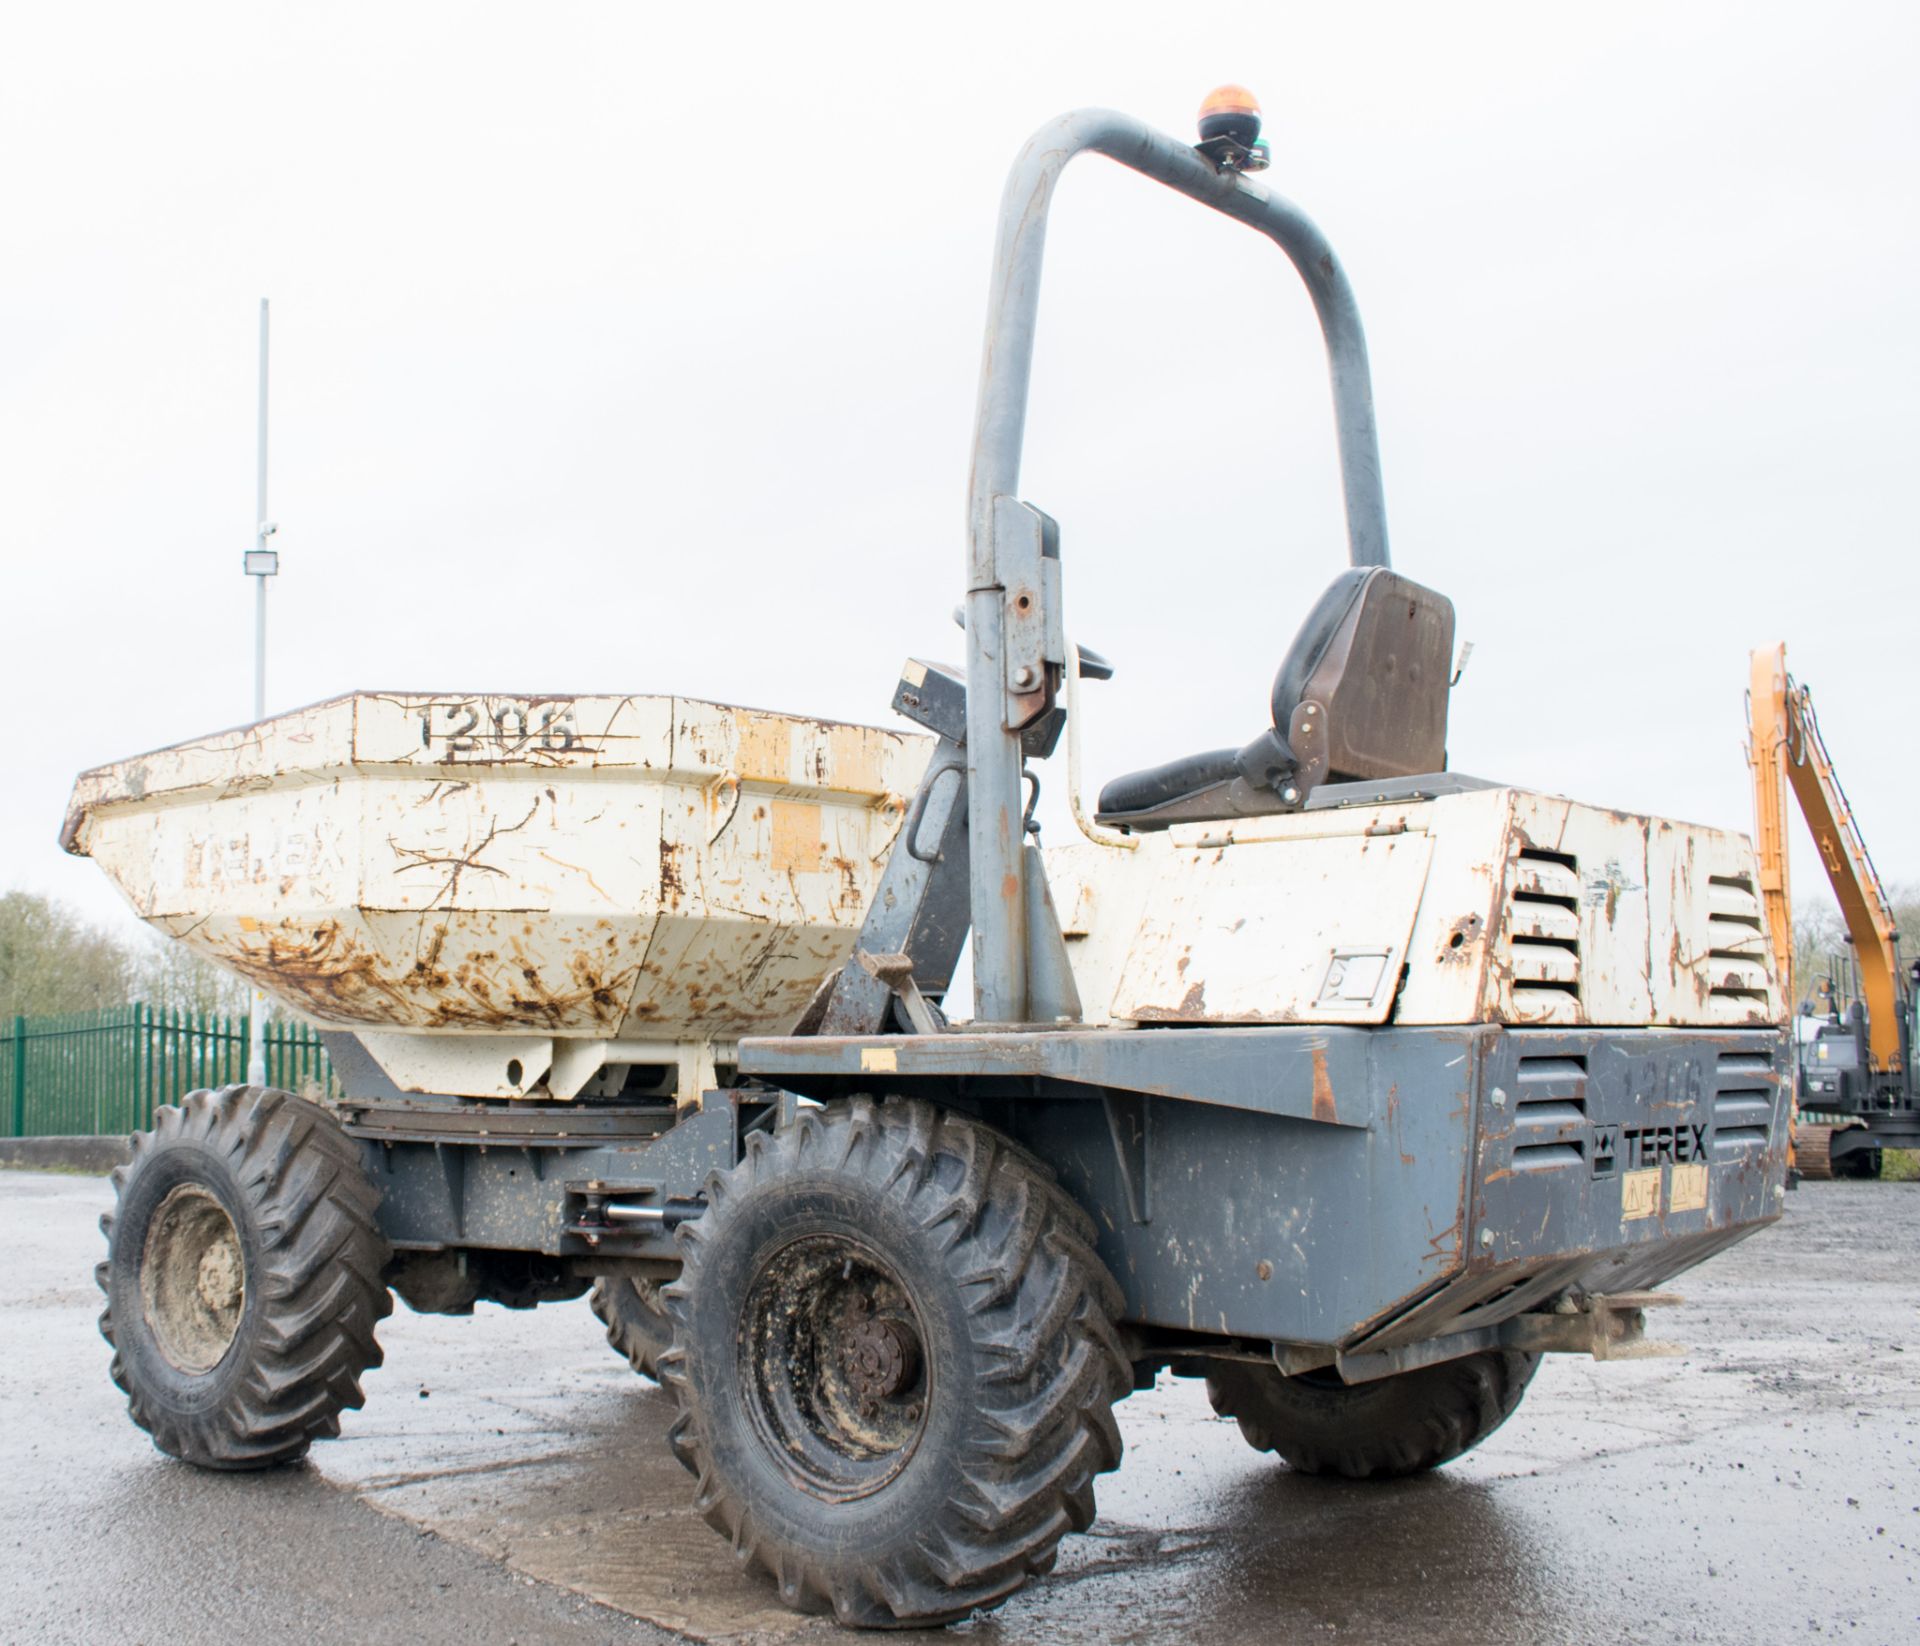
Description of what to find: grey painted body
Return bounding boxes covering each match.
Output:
[330,1016,1787,1362]
[739,1023,1788,1353]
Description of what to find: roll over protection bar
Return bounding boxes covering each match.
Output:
[963,107,1393,1022]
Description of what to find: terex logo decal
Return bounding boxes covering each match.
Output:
[1591,1124,1618,1179]
[1624,1124,1709,1168]
[1592,1122,1707,1176]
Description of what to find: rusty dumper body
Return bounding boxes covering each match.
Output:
[72,92,1789,1629]
[63,690,930,1103]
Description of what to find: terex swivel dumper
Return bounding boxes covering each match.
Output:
[66,89,1790,1627]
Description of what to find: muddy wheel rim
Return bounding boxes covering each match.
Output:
[740,1233,931,1502]
[140,1184,246,1374]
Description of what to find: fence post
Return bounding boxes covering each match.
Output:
[133,1002,146,1132]
[11,1016,25,1139]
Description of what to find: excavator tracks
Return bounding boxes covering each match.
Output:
[1795,1122,1882,1180]
[1794,1124,1835,1181]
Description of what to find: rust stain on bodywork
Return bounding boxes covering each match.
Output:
[389,798,539,909]
[1310,1043,1338,1125]
[1439,912,1482,964]
[1135,981,1208,1022]
[222,916,647,1034]
[229,921,413,1026]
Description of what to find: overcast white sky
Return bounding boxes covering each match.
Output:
[4,2,1916,946]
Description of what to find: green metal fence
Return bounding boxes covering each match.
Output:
[0,1006,334,1139]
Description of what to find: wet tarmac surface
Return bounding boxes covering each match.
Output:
[3,1169,1916,1645]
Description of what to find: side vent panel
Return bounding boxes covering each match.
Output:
[1510,1052,1588,1171]
[1713,1048,1775,1155]
[1503,849,1582,1023]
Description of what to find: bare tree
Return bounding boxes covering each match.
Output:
[1,890,253,1020]
[1791,883,1920,1016]
[127,933,252,1017]
[0,890,133,1018]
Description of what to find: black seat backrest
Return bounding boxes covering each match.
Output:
[1267,566,1454,787]
[1096,565,1459,828]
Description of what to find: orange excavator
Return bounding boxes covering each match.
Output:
[1747,644,1917,1178]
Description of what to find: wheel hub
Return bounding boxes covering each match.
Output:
[846,1314,920,1403]
[197,1239,243,1315]
[740,1234,931,1501]
[140,1184,246,1374]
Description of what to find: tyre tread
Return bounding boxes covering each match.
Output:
[661,1096,1127,1626]
[1206,1348,1538,1480]
[98,1085,391,1469]
[588,1275,671,1382]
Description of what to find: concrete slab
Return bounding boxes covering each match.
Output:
[0,1135,130,1172]
[3,1171,1916,1644]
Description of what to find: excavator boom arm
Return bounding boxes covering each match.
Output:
[1747,646,1797,1000]
[1747,643,1904,1076]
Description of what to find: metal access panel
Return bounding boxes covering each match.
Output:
[1359,1024,1790,1353]
[997,1047,1475,1345]
[1109,828,1434,1025]
[1470,1026,1791,1268]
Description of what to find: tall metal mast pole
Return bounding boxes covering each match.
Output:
[254,299,269,720]
[246,299,274,1088]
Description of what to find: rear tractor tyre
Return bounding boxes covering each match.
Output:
[589,1275,672,1380]
[1206,1349,1539,1480]
[660,1096,1130,1626]
[98,1085,393,1469]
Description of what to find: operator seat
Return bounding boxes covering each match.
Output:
[1095,566,1455,830]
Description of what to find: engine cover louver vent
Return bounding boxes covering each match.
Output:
[1713,1048,1775,1155]
[1510,1052,1588,1171]
[1703,874,1770,1009]
[1504,849,1582,1022]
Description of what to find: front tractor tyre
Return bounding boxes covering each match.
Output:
[98,1085,393,1469]
[1206,1349,1539,1480]
[660,1097,1130,1627]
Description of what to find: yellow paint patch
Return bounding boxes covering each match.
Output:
[829,726,884,795]
[734,715,791,783]
[860,1046,898,1073]
[1621,1166,1662,1221]
[1669,1162,1709,1213]
[769,801,824,871]
[901,659,928,687]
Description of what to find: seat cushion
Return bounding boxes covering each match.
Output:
[1096,747,1239,818]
